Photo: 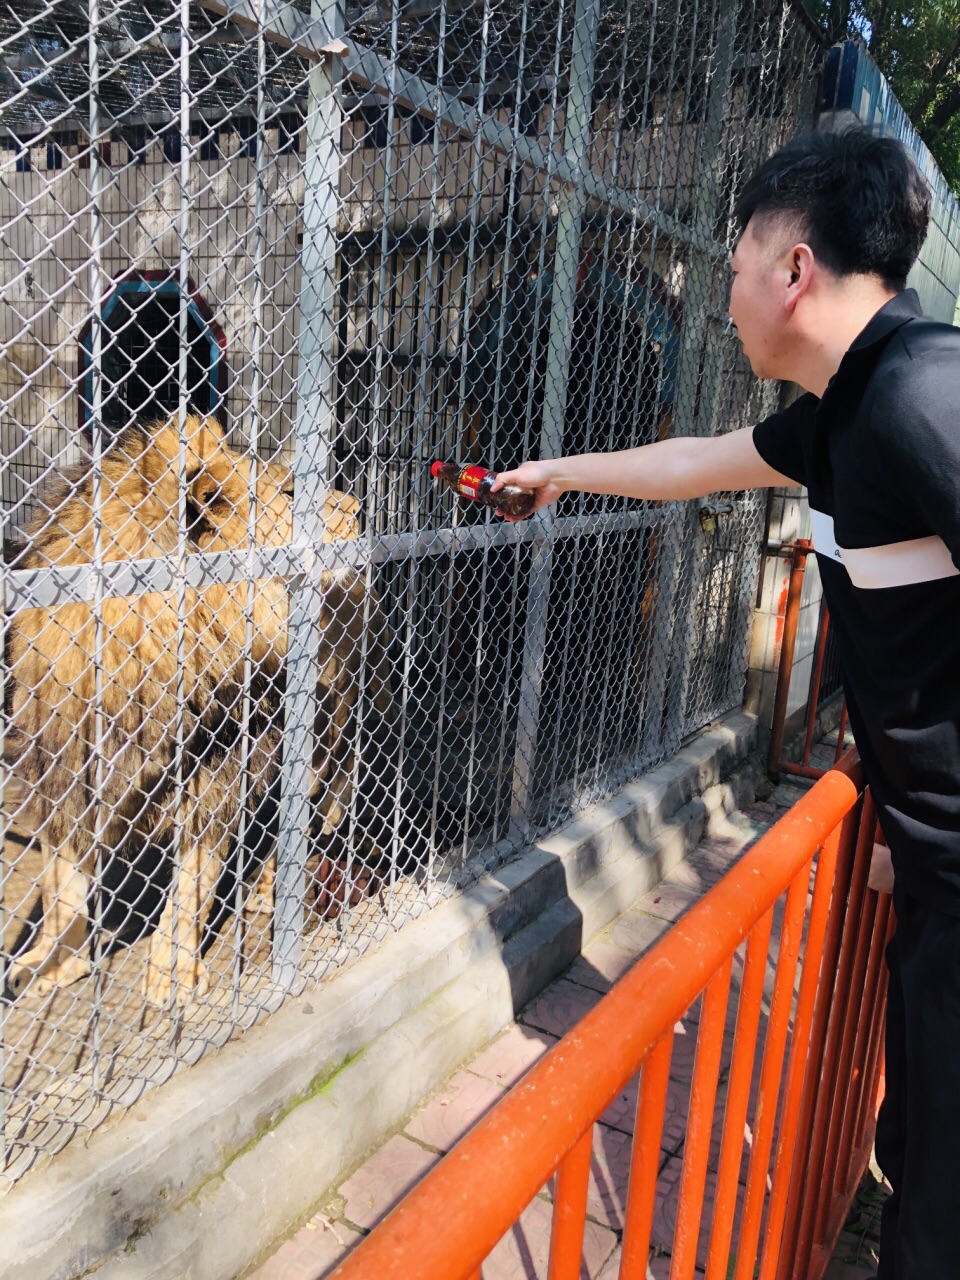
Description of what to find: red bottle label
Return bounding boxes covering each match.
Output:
[456,464,489,500]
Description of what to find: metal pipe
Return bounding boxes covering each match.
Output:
[800,600,832,767]
[705,908,776,1280]
[273,0,343,988]
[508,0,601,838]
[546,1126,592,1280]
[767,539,812,778]
[672,956,733,1276]
[620,1031,674,1280]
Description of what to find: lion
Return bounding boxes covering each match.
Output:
[4,414,392,1005]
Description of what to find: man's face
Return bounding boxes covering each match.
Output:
[728,217,794,381]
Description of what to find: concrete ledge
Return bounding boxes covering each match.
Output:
[0,710,757,1280]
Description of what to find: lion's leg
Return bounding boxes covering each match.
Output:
[144,798,227,1007]
[250,854,275,914]
[7,839,92,998]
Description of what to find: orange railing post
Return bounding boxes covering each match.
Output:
[704,908,774,1280]
[671,957,734,1279]
[330,753,887,1280]
[547,1127,593,1280]
[620,1031,674,1280]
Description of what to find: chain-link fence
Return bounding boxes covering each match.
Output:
[0,0,820,1186]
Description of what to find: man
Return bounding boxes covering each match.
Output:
[495,129,959,1278]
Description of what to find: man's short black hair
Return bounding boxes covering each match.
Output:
[734,130,931,291]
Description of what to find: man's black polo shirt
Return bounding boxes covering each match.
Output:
[753,289,960,914]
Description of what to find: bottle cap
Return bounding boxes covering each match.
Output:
[430,460,445,478]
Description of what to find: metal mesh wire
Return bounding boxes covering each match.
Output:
[0,0,821,1184]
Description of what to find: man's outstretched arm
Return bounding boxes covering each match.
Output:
[492,425,795,519]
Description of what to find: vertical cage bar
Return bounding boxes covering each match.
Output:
[273,0,344,987]
[667,0,739,737]
[342,0,399,928]
[405,0,447,887]
[559,0,639,805]
[585,0,664,792]
[635,0,693,768]
[509,0,601,838]
[488,0,529,846]
[457,0,492,863]
[88,0,108,1085]
[230,22,270,1012]
[169,0,194,1035]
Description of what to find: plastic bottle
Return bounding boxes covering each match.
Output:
[430,461,536,519]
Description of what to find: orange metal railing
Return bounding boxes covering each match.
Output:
[332,751,888,1280]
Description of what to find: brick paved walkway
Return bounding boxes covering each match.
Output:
[247,748,886,1280]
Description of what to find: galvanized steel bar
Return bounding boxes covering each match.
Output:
[229,20,271,1010]
[3,506,674,610]
[87,0,109,1083]
[509,0,601,837]
[168,0,195,1029]
[272,0,344,988]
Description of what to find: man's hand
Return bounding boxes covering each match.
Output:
[868,840,895,894]
[491,461,566,521]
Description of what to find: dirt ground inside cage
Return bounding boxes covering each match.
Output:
[0,810,472,1188]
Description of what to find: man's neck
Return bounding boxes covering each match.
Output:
[794,281,899,398]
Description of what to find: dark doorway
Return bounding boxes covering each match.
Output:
[79,275,225,441]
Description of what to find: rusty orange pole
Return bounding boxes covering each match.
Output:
[767,539,812,778]
[799,602,831,768]
[815,891,879,1243]
[833,701,850,763]
[853,940,889,1154]
[837,892,890,1190]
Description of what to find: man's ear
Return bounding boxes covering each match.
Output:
[784,242,815,313]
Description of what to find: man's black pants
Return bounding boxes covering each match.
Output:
[875,889,960,1277]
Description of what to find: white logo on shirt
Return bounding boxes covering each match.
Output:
[809,509,959,589]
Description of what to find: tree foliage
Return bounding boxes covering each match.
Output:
[809,2,960,192]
